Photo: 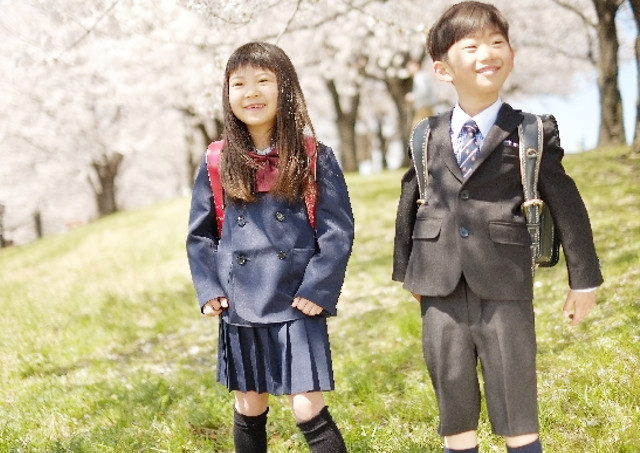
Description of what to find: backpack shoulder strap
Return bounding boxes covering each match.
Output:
[518,112,544,208]
[303,136,318,230]
[519,113,561,270]
[205,140,225,235]
[410,117,431,205]
[206,138,318,235]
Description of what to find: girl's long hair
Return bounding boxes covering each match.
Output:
[220,41,316,203]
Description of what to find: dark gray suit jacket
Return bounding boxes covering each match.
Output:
[392,103,603,300]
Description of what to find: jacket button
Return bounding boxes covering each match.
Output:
[236,216,247,227]
[459,227,469,238]
[277,250,287,260]
[460,190,470,200]
[236,255,247,265]
[275,211,285,222]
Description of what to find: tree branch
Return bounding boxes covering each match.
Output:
[275,0,303,43]
[60,0,121,54]
[547,0,597,27]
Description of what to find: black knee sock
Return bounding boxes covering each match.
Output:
[296,406,347,453]
[507,438,542,453]
[233,408,268,453]
[444,446,478,453]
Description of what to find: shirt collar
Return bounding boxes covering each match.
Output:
[452,98,503,138]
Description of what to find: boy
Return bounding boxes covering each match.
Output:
[392,2,603,453]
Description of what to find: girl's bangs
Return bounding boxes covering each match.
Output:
[226,46,276,75]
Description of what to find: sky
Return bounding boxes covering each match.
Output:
[518,61,637,153]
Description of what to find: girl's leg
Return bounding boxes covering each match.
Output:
[289,391,326,422]
[235,390,269,416]
[290,392,347,453]
[233,391,269,453]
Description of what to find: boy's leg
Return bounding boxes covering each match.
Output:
[444,447,478,453]
[233,391,269,453]
[506,437,542,453]
[420,280,482,448]
[291,392,347,453]
[506,433,540,448]
[445,431,478,450]
[474,299,540,438]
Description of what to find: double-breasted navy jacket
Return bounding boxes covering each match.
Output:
[187,143,354,326]
[392,103,603,300]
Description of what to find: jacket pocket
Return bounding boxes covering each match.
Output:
[412,218,442,240]
[489,221,530,246]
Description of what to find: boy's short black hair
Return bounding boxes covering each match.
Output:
[427,1,510,61]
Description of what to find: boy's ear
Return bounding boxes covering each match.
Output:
[433,61,453,83]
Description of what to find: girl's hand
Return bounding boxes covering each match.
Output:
[292,297,324,316]
[203,297,229,317]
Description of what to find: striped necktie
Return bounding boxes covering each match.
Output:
[459,120,480,177]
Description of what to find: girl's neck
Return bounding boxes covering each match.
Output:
[249,129,273,151]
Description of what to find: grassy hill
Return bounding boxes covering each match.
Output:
[1,147,638,452]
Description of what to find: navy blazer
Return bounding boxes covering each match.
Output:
[187,143,354,326]
[392,103,603,300]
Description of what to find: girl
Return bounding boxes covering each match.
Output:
[186,42,354,453]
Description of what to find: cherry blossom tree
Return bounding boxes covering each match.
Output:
[1,0,636,245]
[0,0,216,241]
[185,0,635,163]
[627,0,640,154]
[545,0,628,148]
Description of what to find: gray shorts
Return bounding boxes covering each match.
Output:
[420,279,539,437]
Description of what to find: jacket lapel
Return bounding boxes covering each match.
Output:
[430,104,524,183]
[464,103,523,179]
[430,110,464,182]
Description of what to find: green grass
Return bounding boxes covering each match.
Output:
[1,147,638,452]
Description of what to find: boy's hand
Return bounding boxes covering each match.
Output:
[292,297,324,316]
[562,290,596,326]
[203,297,228,317]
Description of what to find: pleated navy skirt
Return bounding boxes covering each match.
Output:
[217,317,335,395]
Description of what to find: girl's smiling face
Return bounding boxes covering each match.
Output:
[228,65,279,148]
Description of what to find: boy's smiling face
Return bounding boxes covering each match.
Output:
[433,27,514,115]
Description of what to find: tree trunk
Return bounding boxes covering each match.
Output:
[186,120,218,183]
[384,73,413,168]
[179,106,221,185]
[34,211,43,238]
[90,152,124,217]
[0,203,6,247]
[375,115,389,170]
[325,78,360,173]
[629,0,640,154]
[593,0,627,147]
